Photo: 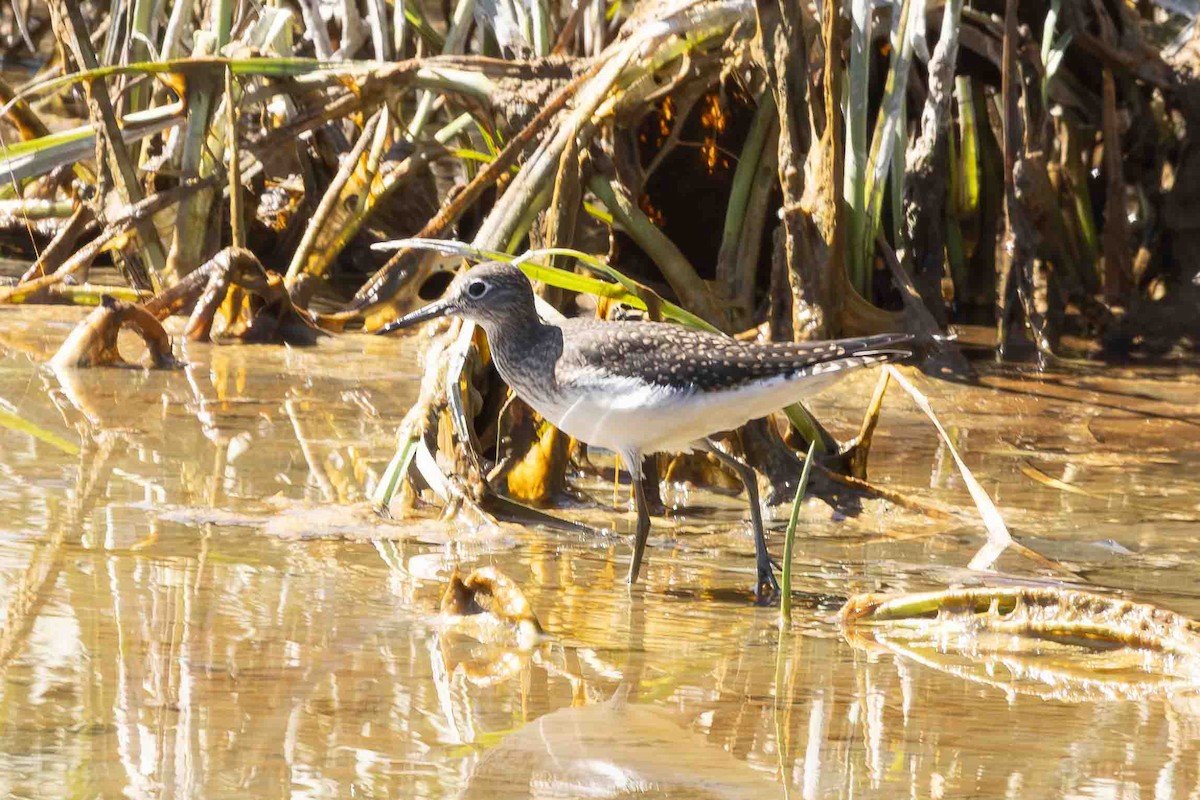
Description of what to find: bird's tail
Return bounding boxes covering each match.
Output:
[853,330,971,379]
[838,332,918,362]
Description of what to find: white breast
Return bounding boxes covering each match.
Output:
[523,371,844,457]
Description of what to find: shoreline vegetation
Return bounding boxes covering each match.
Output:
[0,1,1197,535]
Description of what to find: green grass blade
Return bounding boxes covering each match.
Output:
[862,0,922,250]
[781,404,833,454]
[372,238,722,332]
[954,76,980,217]
[843,0,873,297]
[1,57,394,121]
[0,405,79,455]
[372,434,419,507]
[780,440,817,624]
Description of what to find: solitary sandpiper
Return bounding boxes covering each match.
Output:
[380,262,914,600]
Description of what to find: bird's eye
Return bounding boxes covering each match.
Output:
[466,280,488,299]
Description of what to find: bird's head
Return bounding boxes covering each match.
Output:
[376,261,535,334]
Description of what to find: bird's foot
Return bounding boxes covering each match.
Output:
[754,563,781,607]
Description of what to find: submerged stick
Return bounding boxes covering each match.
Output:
[846,368,891,479]
[842,585,1200,660]
[843,585,1200,702]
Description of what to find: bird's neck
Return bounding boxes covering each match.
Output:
[478,306,561,390]
[480,313,548,351]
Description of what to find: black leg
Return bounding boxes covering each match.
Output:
[625,451,651,584]
[702,440,780,603]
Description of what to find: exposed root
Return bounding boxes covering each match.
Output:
[147,246,324,345]
[440,566,545,650]
[50,294,178,369]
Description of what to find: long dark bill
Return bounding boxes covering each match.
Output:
[375,298,455,335]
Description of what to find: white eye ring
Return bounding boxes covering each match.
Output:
[466,280,488,299]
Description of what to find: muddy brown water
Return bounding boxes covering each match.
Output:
[1,305,1199,798]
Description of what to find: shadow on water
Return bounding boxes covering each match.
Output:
[1,308,1200,797]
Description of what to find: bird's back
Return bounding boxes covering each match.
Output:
[555,319,914,391]
[532,319,913,456]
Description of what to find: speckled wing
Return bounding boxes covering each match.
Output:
[556,320,914,392]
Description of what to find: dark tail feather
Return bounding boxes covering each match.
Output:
[839,332,917,362]
[856,330,975,380]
